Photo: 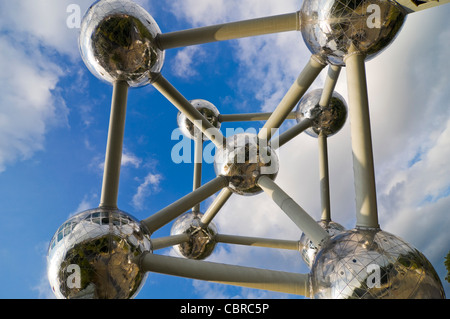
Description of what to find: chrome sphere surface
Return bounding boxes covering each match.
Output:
[170,212,218,260]
[214,133,279,196]
[177,99,221,140]
[300,0,406,65]
[79,0,164,87]
[310,228,446,299]
[296,89,347,138]
[299,220,345,268]
[47,207,151,299]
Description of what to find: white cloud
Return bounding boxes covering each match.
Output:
[0,0,94,58]
[0,36,68,172]
[132,172,163,210]
[171,46,206,79]
[121,150,143,168]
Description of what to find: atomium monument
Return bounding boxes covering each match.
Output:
[47,0,448,299]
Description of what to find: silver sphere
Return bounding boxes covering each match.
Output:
[299,220,345,268]
[47,207,151,299]
[79,0,164,87]
[177,99,221,140]
[214,133,279,196]
[300,0,406,66]
[310,228,446,299]
[170,212,217,260]
[296,89,347,138]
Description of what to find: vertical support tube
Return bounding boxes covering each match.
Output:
[258,56,325,141]
[345,53,379,228]
[99,81,129,209]
[192,131,203,213]
[318,132,331,221]
[316,65,341,221]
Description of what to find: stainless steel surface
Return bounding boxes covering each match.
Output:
[296,89,347,138]
[310,228,446,299]
[79,0,164,87]
[300,0,406,65]
[170,212,218,260]
[47,207,151,299]
[177,99,221,140]
[299,220,345,268]
[214,133,279,196]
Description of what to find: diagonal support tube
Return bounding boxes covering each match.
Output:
[257,176,329,247]
[141,253,310,296]
[142,176,229,233]
[157,12,300,50]
[319,65,341,107]
[318,132,331,221]
[258,56,325,141]
[271,118,313,149]
[152,74,225,148]
[99,81,129,209]
[200,187,233,227]
[345,53,379,228]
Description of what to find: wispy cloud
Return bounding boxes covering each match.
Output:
[132,172,163,210]
[171,46,206,79]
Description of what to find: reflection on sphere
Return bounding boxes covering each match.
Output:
[296,89,347,138]
[170,212,217,260]
[299,220,345,268]
[47,208,151,299]
[300,0,406,65]
[79,0,164,87]
[177,99,221,140]
[310,228,446,299]
[214,133,279,196]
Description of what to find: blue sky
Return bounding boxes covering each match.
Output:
[0,0,449,299]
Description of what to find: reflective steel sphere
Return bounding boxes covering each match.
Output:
[299,220,345,268]
[79,0,164,87]
[300,0,406,65]
[170,212,218,260]
[214,133,279,196]
[47,207,151,299]
[310,228,446,299]
[177,99,221,140]
[296,89,347,138]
